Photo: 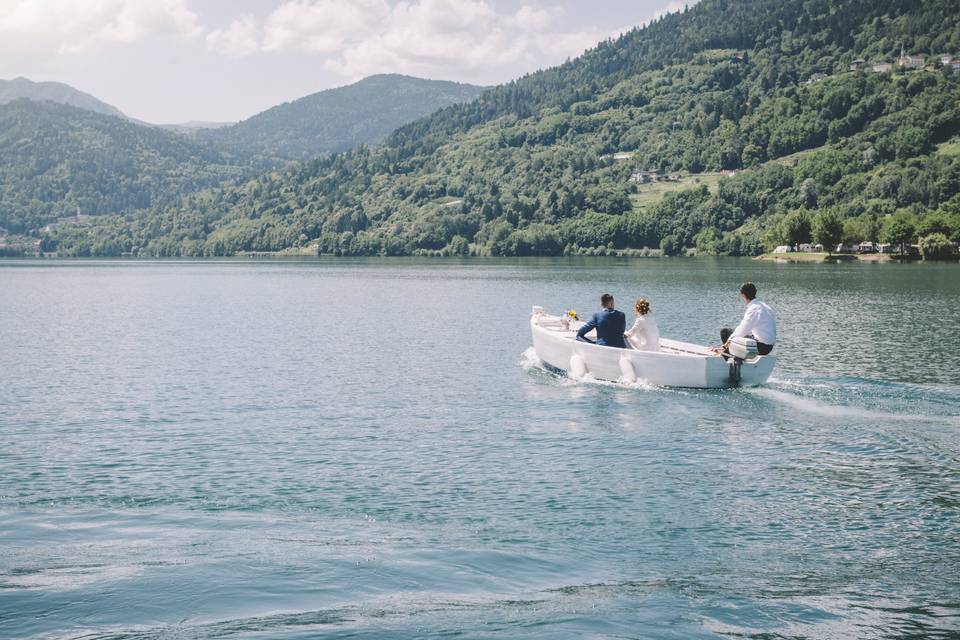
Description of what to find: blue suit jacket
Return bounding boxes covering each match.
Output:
[577,307,627,348]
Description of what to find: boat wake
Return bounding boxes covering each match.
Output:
[519,346,544,372]
[523,346,960,424]
[520,347,659,391]
[749,376,960,426]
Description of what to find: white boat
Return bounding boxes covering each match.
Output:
[530,307,775,389]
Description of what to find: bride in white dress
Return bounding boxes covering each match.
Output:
[624,297,660,351]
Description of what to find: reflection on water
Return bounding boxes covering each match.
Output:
[0,257,958,639]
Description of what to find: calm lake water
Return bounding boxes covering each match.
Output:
[1,257,958,639]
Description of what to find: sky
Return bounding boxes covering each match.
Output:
[0,0,688,124]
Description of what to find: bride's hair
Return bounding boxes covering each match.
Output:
[635,298,651,315]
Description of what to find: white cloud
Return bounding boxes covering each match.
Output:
[248,0,606,82]
[507,5,559,30]
[262,0,390,54]
[0,0,201,56]
[206,14,259,58]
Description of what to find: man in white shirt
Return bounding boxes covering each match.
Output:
[712,282,776,356]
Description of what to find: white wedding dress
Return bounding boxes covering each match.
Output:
[625,314,660,351]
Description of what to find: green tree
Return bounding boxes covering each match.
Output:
[660,234,680,256]
[842,214,882,245]
[891,126,931,160]
[881,212,916,254]
[780,210,812,249]
[694,227,720,254]
[812,209,843,254]
[446,234,470,256]
[916,213,952,238]
[918,232,955,260]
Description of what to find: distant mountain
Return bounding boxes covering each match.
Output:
[0,77,125,118]
[0,99,249,234]
[201,74,487,161]
[157,121,234,135]
[0,74,485,237]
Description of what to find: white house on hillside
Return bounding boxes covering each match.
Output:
[629,170,663,183]
[898,46,925,69]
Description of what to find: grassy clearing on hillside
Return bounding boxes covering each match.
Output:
[937,138,960,156]
[770,146,828,166]
[630,173,722,208]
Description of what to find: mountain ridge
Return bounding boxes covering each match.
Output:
[0,76,125,118]
[0,99,249,234]
[0,74,491,235]
[200,74,487,161]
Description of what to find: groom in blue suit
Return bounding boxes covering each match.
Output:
[576,293,627,348]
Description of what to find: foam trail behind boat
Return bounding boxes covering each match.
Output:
[748,387,960,426]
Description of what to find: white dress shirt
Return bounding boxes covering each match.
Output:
[625,314,660,351]
[732,299,776,345]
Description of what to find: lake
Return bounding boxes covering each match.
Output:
[1,257,958,639]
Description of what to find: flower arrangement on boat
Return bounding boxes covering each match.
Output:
[560,309,579,330]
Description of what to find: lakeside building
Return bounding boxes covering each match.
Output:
[772,243,823,254]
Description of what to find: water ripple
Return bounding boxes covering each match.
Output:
[1,258,958,639]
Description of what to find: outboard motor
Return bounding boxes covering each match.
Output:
[728,359,742,386]
[727,337,758,386]
[727,337,758,360]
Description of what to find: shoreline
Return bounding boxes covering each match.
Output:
[3,250,957,263]
[754,252,930,263]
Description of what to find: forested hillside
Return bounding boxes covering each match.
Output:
[0,77,125,118]
[44,0,960,257]
[0,75,488,237]
[0,100,248,233]
[200,75,486,162]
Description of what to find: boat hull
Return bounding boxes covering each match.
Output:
[530,311,775,389]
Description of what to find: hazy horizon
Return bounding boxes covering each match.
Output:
[1,0,687,123]
[2,72,489,125]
